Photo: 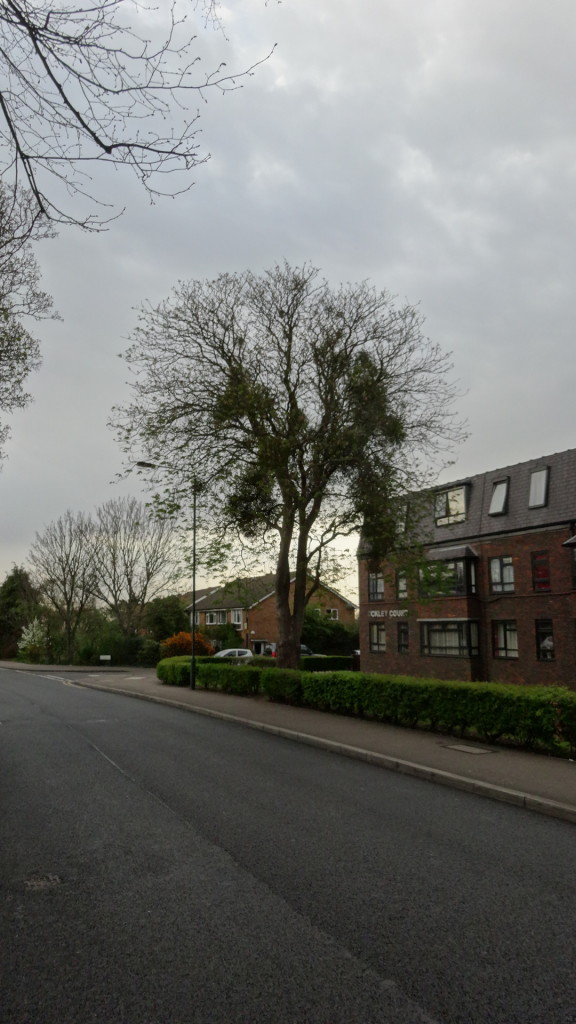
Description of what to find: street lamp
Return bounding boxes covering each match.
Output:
[136,461,198,690]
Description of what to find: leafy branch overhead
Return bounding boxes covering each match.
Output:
[114,261,465,667]
[0,0,273,228]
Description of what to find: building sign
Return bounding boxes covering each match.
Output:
[368,608,408,618]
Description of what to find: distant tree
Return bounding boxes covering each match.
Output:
[143,594,189,642]
[301,606,359,655]
[17,616,47,663]
[0,185,55,461]
[28,510,97,662]
[92,496,181,637]
[114,262,464,668]
[0,0,272,229]
[0,563,41,657]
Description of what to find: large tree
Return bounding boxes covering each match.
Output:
[0,563,42,657]
[114,262,464,667]
[0,0,271,230]
[91,495,181,636]
[0,184,54,460]
[28,509,97,661]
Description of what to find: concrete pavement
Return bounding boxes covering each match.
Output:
[2,660,576,824]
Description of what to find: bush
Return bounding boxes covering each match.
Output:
[199,662,262,695]
[137,638,162,667]
[261,668,303,704]
[160,631,214,659]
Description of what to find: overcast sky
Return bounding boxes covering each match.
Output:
[1,0,575,600]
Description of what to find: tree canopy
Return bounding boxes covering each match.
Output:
[0,0,271,229]
[0,184,54,461]
[114,261,464,666]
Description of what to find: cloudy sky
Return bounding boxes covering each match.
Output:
[1,0,575,599]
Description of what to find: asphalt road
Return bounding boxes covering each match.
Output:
[1,669,576,1024]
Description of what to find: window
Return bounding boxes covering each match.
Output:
[531,551,550,592]
[368,571,384,601]
[397,572,408,599]
[536,619,554,661]
[369,622,386,652]
[529,468,549,508]
[489,556,514,593]
[493,621,518,659]
[489,479,509,516]
[325,608,339,620]
[206,610,227,625]
[231,608,242,626]
[419,559,475,597]
[420,621,479,657]
[397,622,409,653]
[434,486,467,526]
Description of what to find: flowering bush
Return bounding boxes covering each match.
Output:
[160,631,214,659]
[17,618,48,663]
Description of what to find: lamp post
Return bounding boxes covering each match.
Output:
[136,461,198,689]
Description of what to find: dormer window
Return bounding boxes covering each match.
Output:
[435,486,467,526]
[489,478,509,516]
[529,467,549,508]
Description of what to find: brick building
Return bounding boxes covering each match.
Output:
[188,573,356,653]
[358,448,576,687]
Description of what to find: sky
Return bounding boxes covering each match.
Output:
[2,0,576,602]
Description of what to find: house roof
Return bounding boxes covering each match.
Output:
[185,572,357,612]
[421,447,576,547]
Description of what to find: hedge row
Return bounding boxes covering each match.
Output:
[155,658,576,754]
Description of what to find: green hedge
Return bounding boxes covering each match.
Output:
[156,658,576,754]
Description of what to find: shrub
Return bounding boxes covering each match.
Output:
[137,638,162,667]
[160,631,214,659]
[199,662,262,695]
[261,668,303,704]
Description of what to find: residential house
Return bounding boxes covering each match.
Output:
[358,448,576,687]
[187,572,357,653]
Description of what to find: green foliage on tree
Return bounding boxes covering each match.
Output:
[203,622,246,651]
[301,606,359,655]
[143,595,189,642]
[115,262,463,667]
[0,565,42,658]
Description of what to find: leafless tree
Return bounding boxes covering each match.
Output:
[0,183,55,461]
[92,495,181,636]
[0,0,272,229]
[28,509,97,661]
[113,262,466,668]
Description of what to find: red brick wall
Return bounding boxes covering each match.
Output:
[358,526,576,687]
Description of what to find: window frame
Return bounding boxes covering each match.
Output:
[535,619,555,661]
[531,550,551,592]
[396,572,408,599]
[489,555,515,594]
[368,571,385,601]
[419,558,476,597]
[397,621,409,653]
[369,622,387,652]
[492,620,519,659]
[420,620,479,657]
[231,608,243,626]
[528,467,549,508]
[434,486,467,526]
[488,478,509,516]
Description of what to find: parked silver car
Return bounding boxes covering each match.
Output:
[213,648,253,660]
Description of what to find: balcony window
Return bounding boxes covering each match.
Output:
[420,559,475,597]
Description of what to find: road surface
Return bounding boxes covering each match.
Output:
[1,668,575,1023]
